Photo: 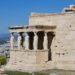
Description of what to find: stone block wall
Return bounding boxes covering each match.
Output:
[29,13,75,70]
[5,50,48,71]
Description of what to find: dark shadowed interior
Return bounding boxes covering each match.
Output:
[28,32,34,50]
[47,32,55,61]
[37,31,44,49]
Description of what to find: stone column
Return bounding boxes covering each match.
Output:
[43,32,48,50]
[23,33,25,48]
[33,32,38,50]
[18,33,22,49]
[10,32,14,50]
[25,32,29,50]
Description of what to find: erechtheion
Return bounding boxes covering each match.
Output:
[5,5,75,72]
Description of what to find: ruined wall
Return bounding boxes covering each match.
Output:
[29,13,75,69]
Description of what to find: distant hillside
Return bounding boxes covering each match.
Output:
[0,33,10,45]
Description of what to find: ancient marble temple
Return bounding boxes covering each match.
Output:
[5,5,75,72]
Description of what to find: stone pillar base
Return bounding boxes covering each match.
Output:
[5,49,49,72]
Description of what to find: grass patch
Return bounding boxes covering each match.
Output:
[4,69,75,75]
[5,71,32,75]
[34,72,48,75]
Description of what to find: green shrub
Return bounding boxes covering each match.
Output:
[0,55,6,65]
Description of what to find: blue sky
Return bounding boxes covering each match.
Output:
[0,0,75,34]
